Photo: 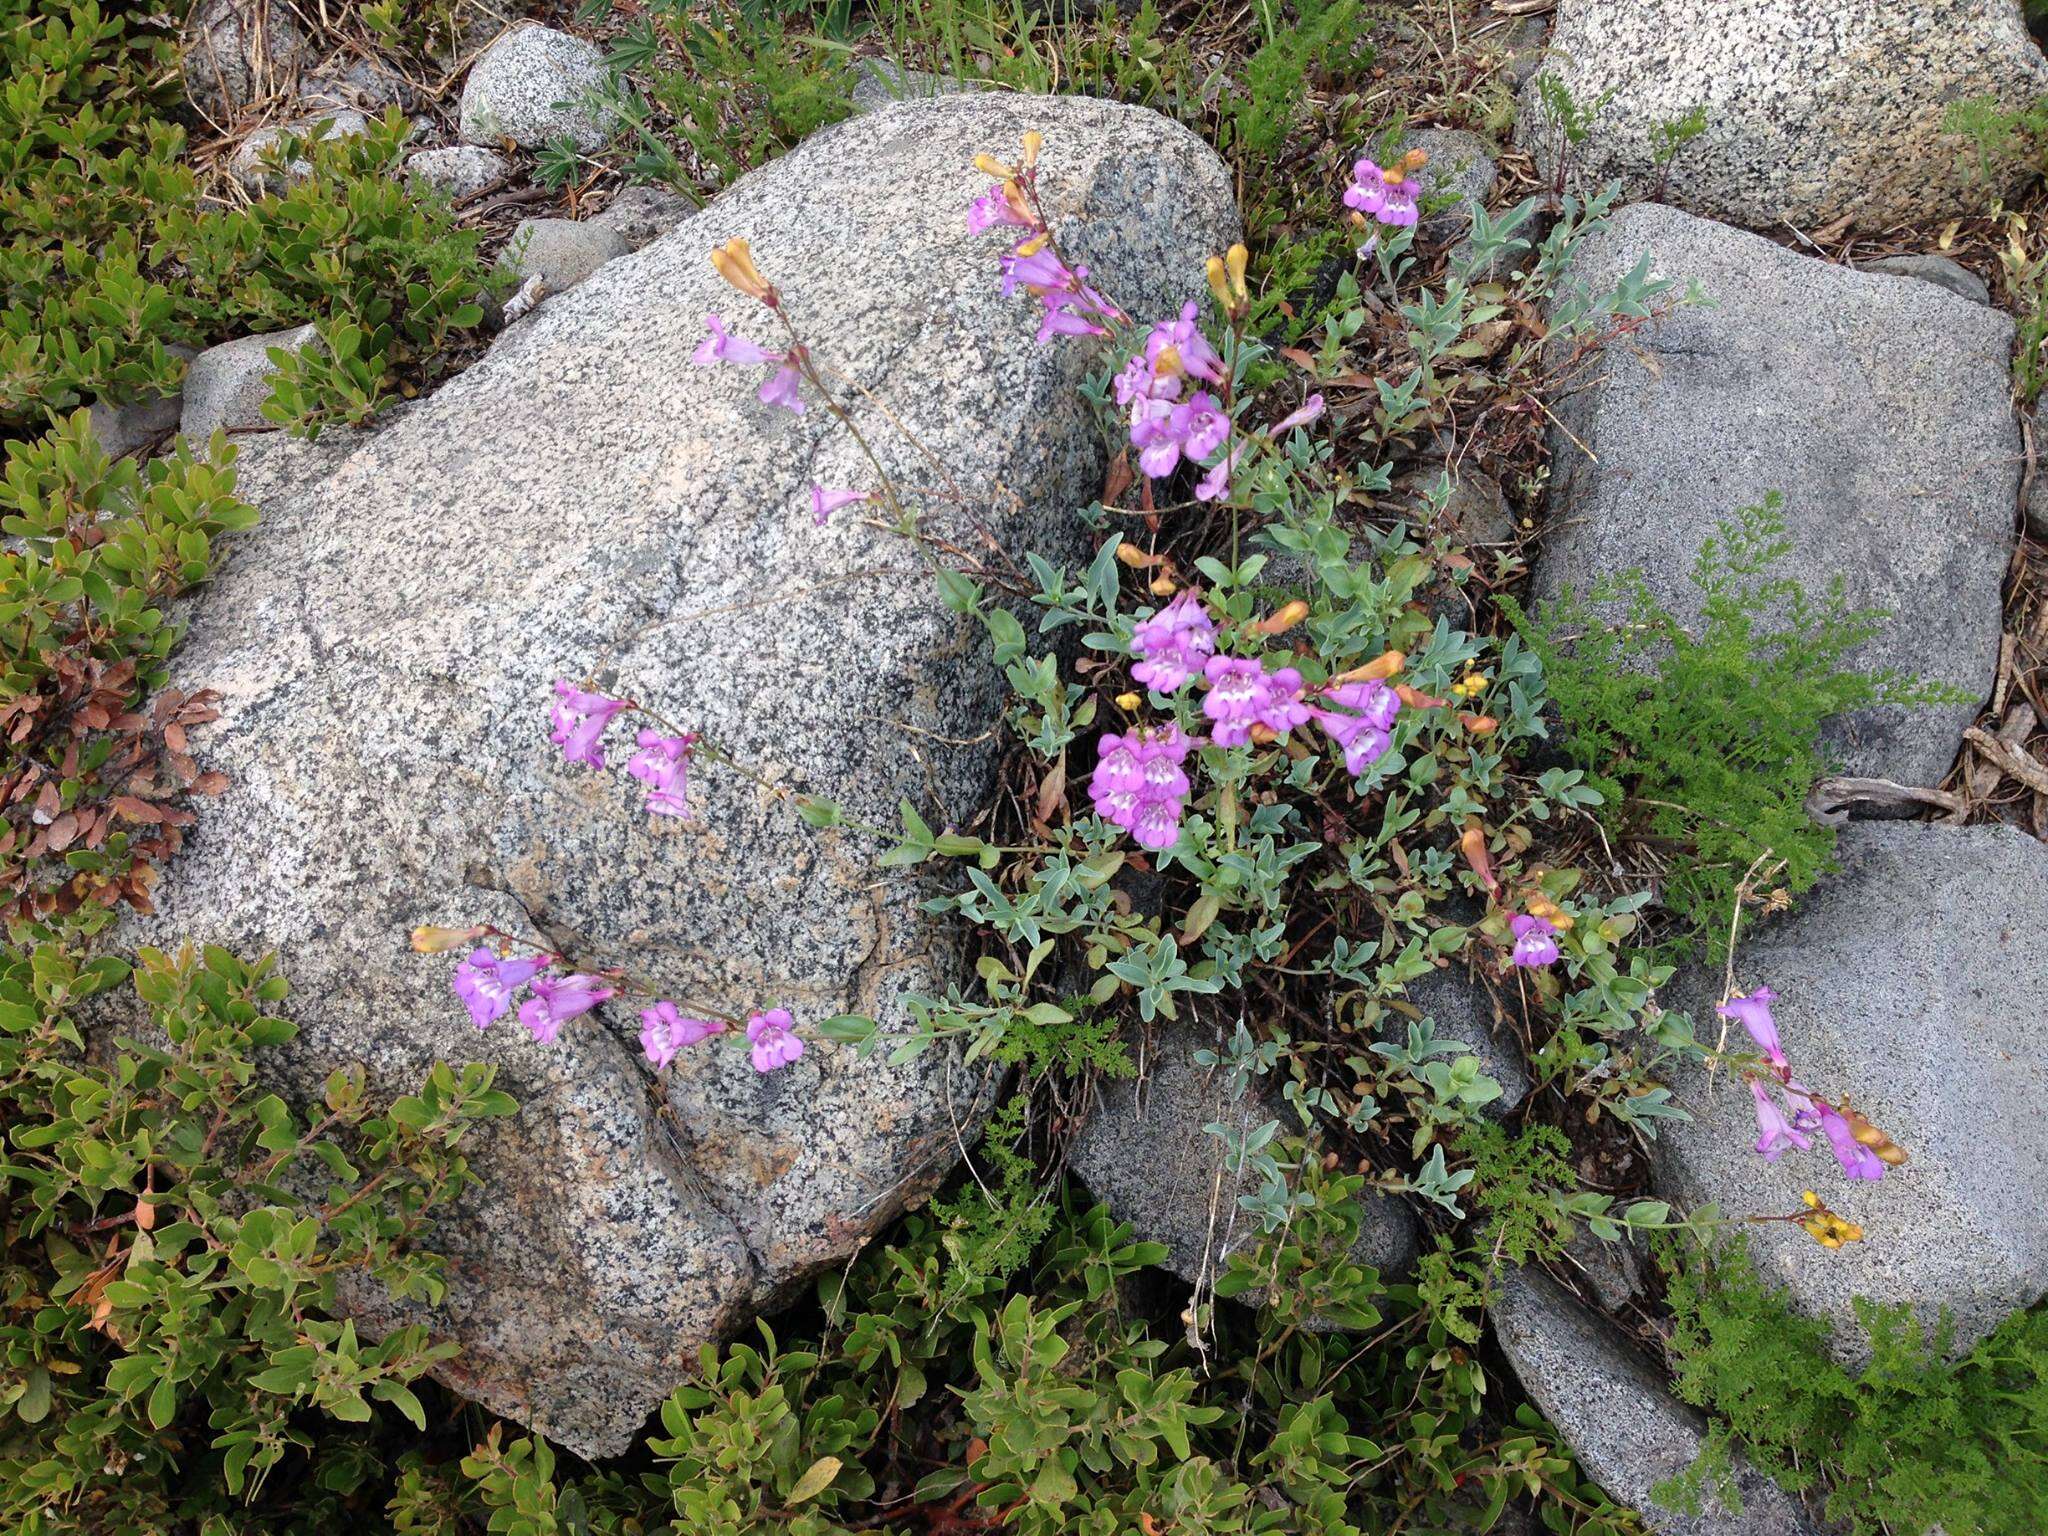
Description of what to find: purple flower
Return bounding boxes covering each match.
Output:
[1201,655,1269,747]
[1140,302,1225,389]
[517,972,616,1044]
[1194,445,1242,503]
[1130,591,1217,695]
[1782,1080,1823,1132]
[639,1000,726,1069]
[967,185,1032,235]
[1266,394,1326,437]
[1717,987,1785,1067]
[1131,390,1228,479]
[550,680,632,769]
[1114,351,1179,407]
[626,730,694,818]
[757,362,805,414]
[1257,666,1310,737]
[746,1007,805,1073]
[1037,300,1110,343]
[1817,1103,1887,1181]
[1344,158,1420,228]
[1000,244,1123,341]
[1312,678,1400,774]
[1748,1078,1811,1161]
[692,312,780,368]
[999,244,1074,297]
[452,948,551,1030]
[810,485,873,526]
[1088,725,1192,851]
[1509,913,1561,969]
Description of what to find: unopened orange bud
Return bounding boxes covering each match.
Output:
[1840,1102,1909,1167]
[1525,893,1573,932]
[1116,541,1153,567]
[973,152,1017,179]
[1148,574,1177,597]
[1331,649,1404,685]
[1254,600,1309,636]
[1459,820,1497,893]
[1020,130,1043,168]
[1014,231,1050,258]
[1459,712,1499,735]
[710,238,777,306]
[1249,724,1279,744]
[1399,148,1428,175]
[1395,683,1448,710]
[412,923,485,954]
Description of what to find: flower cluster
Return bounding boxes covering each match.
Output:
[1345,151,1424,232]
[549,680,696,821]
[1720,986,1907,1184]
[1090,725,1193,850]
[970,135,1126,343]
[692,312,805,415]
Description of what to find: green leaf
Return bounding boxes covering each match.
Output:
[786,1455,842,1504]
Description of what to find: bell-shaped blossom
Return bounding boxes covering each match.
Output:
[1344,158,1420,228]
[1717,986,1785,1066]
[1000,244,1122,341]
[1817,1102,1887,1181]
[1312,678,1400,775]
[517,972,616,1044]
[692,312,780,368]
[1089,725,1192,851]
[757,362,806,414]
[640,1001,726,1069]
[1194,445,1242,503]
[1140,302,1224,389]
[1509,913,1561,969]
[626,730,695,818]
[1114,351,1180,407]
[1257,666,1309,737]
[810,485,872,526]
[746,1007,805,1073]
[1131,391,1229,479]
[550,680,632,769]
[1782,1080,1823,1132]
[452,948,551,1030]
[1748,1078,1811,1161]
[1130,591,1217,694]
[968,182,1033,234]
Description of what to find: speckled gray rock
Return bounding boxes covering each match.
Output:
[459,25,612,152]
[180,325,320,440]
[1655,823,2048,1360]
[1864,253,1992,307]
[496,218,630,297]
[590,184,695,250]
[302,53,416,114]
[1400,966,1532,1118]
[229,111,368,194]
[1072,1021,1418,1298]
[1517,0,2048,230]
[182,0,309,124]
[87,350,193,459]
[1493,1269,1821,1535]
[1403,128,1498,248]
[851,60,975,114]
[129,94,1237,1458]
[406,145,508,202]
[1533,203,2016,788]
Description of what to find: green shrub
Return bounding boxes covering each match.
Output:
[1657,1235,2048,1536]
[1506,495,1951,960]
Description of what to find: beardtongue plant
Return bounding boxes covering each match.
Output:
[417,129,1912,1281]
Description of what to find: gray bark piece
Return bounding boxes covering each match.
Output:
[1493,1268,1821,1535]
[1517,0,2048,230]
[1654,823,2048,1361]
[1533,201,2016,789]
[123,94,1238,1457]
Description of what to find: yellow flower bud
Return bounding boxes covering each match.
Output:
[1020,130,1043,169]
[1115,691,1142,711]
[411,923,485,954]
[710,238,777,306]
[1252,599,1309,636]
[973,152,1017,180]
[1014,232,1050,258]
[1330,649,1405,685]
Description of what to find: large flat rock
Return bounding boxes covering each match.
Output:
[1492,1268,1820,1535]
[1655,823,2048,1358]
[1534,202,2017,789]
[135,95,1237,1455]
[1518,0,2048,230]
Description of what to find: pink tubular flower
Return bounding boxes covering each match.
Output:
[1201,655,1269,746]
[550,680,632,770]
[626,730,695,818]
[968,184,1033,235]
[757,362,805,414]
[1140,302,1225,389]
[1344,158,1420,228]
[1748,1078,1812,1161]
[1130,591,1217,694]
[1312,678,1400,774]
[1718,987,1785,1067]
[452,948,551,1030]
[1130,390,1228,479]
[1782,1081,1823,1132]
[639,1000,726,1069]
[1266,394,1326,437]
[746,1007,805,1072]
[692,312,779,367]
[1089,724,1193,851]
[517,973,616,1044]
[1194,445,1242,503]
[1817,1102,1887,1181]
[810,485,873,526]
[1257,666,1310,738]
[1000,244,1123,341]
[1509,913,1561,969]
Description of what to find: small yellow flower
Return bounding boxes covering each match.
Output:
[1795,1190,1865,1250]
[710,238,777,306]
[1020,130,1043,169]
[1450,671,1489,700]
[1205,242,1251,318]
[973,151,1017,180]
[1524,893,1573,932]
[1114,691,1142,711]
[411,923,485,954]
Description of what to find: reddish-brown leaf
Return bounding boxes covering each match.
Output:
[193,771,229,795]
[45,813,79,852]
[111,796,162,824]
